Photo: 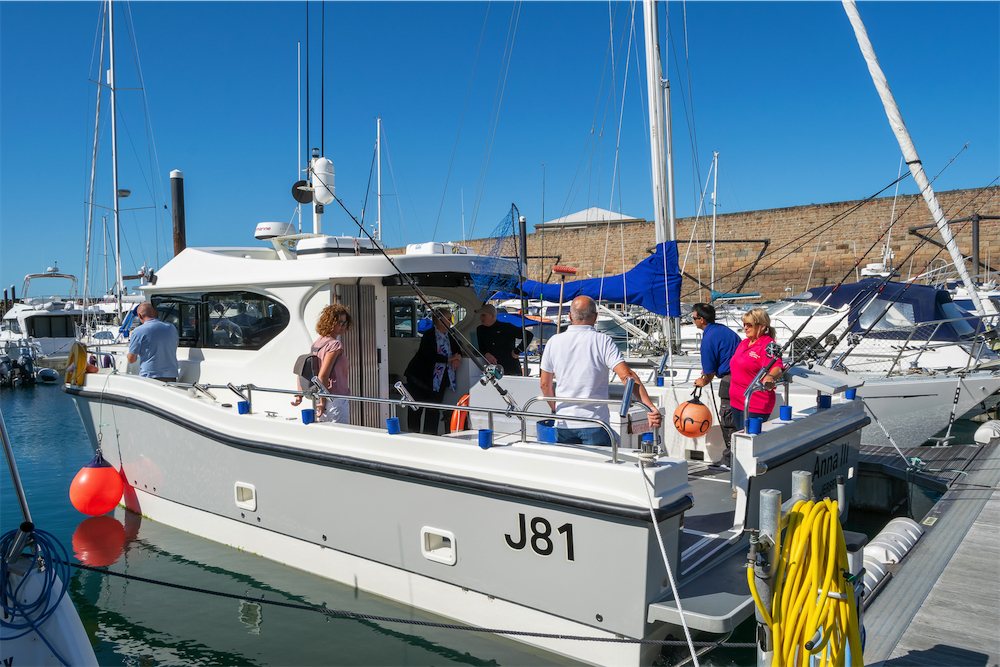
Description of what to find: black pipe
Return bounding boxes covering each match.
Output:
[171,170,186,256]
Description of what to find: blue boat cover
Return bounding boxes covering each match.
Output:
[494,242,682,317]
[495,312,550,329]
[790,278,975,342]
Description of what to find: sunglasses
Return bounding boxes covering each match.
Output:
[338,319,348,326]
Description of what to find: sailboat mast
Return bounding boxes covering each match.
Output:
[376,117,382,241]
[711,151,719,297]
[842,0,984,315]
[643,0,672,245]
[108,0,123,318]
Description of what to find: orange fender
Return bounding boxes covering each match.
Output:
[450,394,470,432]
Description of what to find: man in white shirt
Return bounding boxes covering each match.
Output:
[539,295,662,445]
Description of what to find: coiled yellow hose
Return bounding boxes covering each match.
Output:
[747,499,863,666]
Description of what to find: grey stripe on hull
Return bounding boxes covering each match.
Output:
[65,386,693,523]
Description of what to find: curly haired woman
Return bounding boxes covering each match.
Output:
[293,303,353,423]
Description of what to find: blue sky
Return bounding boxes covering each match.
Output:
[2,1,997,297]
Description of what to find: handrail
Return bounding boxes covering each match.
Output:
[522,394,659,464]
[161,381,629,463]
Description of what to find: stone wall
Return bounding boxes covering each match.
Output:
[461,186,1000,302]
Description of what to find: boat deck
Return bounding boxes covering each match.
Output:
[862,441,1000,666]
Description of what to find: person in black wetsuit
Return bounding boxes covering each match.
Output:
[475,303,533,377]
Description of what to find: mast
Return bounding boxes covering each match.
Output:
[108,0,123,319]
[642,0,671,245]
[643,0,679,350]
[376,117,382,241]
[710,151,719,298]
[83,7,108,329]
[842,0,984,315]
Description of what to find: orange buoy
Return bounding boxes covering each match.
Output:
[72,515,126,567]
[673,387,713,438]
[70,452,125,516]
[450,394,470,432]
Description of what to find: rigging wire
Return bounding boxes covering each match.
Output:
[468,2,521,239]
[431,3,492,242]
[703,142,981,299]
[608,1,636,216]
[382,128,410,246]
[665,1,702,206]
[122,1,168,271]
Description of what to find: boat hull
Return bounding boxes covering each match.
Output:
[66,376,694,666]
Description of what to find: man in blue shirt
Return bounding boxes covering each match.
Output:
[127,302,179,381]
[692,303,740,468]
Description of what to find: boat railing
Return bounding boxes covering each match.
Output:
[162,381,630,463]
[769,311,998,375]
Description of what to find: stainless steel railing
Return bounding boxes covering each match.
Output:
[159,379,644,464]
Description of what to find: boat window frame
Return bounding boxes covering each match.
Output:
[151,291,290,350]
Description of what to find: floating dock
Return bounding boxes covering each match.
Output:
[861,440,1000,666]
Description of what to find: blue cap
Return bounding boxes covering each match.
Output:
[642,432,654,441]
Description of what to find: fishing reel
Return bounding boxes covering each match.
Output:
[765,341,781,360]
[478,364,503,386]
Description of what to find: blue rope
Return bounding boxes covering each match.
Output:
[0,527,73,666]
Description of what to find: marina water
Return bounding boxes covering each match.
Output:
[2,385,958,666]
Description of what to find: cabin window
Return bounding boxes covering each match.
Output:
[390,299,416,337]
[389,297,467,337]
[151,292,289,350]
[1,319,22,334]
[786,303,838,318]
[28,315,75,338]
[859,299,913,331]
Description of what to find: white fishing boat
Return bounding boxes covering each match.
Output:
[61,2,884,662]
[66,223,872,665]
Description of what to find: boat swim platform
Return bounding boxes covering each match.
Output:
[862,441,1000,666]
[858,443,989,495]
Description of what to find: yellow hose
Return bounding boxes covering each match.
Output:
[747,499,864,666]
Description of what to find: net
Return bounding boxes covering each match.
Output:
[470,205,521,301]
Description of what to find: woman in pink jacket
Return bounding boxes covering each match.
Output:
[729,308,783,431]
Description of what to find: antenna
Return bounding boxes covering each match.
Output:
[297,40,302,233]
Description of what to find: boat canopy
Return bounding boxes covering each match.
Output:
[789,278,979,342]
[494,242,682,317]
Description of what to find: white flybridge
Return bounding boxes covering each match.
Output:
[842,0,984,316]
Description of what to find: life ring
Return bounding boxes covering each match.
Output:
[66,341,89,386]
[450,394,470,432]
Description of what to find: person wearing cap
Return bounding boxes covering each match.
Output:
[540,295,662,446]
[692,302,741,469]
[476,303,533,377]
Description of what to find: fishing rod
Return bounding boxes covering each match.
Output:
[309,164,520,411]
[789,216,979,372]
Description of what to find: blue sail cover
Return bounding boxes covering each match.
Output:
[790,278,976,342]
[495,242,682,317]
